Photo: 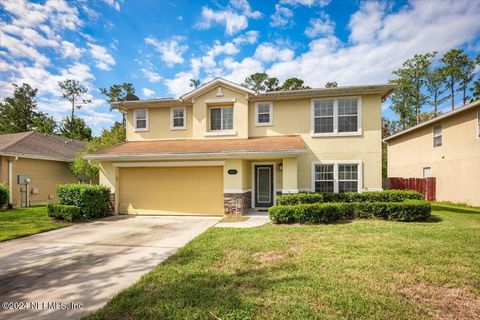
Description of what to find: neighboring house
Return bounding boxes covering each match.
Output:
[85,77,394,216]
[0,132,86,208]
[385,99,480,207]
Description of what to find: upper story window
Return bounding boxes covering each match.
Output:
[477,112,480,139]
[255,101,273,126]
[134,109,148,131]
[312,97,361,136]
[313,161,361,193]
[210,106,233,131]
[433,125,442,147]
[171,107,186,130]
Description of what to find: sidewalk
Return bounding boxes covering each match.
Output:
[215,210,270,228]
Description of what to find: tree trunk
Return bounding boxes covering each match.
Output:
[71,101,75,120]
[450,77,455,110]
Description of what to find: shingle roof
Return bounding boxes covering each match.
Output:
[111,77,396,110]
[85,136,306,160]
[384,99,480,142]
[0,132,87,161]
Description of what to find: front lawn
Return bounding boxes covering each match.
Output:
[87,203,480,320]
[0,206,71,241]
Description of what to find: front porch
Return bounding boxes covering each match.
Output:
[223,157,298,215]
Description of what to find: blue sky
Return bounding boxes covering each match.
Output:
[1,0,480,135]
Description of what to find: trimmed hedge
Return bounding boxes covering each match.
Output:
[269,203,348,224]
[57,184,111,219]
[0,183,8,207]
[269,200,431,224]
[276,193,323,205]
[277,190,424,205]
[47,203,81,222]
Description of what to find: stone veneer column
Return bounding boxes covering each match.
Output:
[223,191,252,215]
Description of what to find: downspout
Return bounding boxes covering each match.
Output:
[8,160,13,208]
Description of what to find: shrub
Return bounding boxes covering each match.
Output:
[277,193,323,205]
[269,203,348,224]
[0,183,8,207]
[47,203,81,222]
[57,184,111,219]
[269,200,431,224]
[276,190,424,205]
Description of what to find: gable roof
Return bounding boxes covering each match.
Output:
[384,99,480,142]
[0,132,87,161]
[181,77,256,100]
[111,77,395,110]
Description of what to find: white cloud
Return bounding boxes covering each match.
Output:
[348,1,386,43]
[101,0,121,11]
[141,68,162,83]
[254,43,295,62]
[196,0,261,35]
[270,4,293,28]
[164,71,195,97]
[222,57,264,83]
[145,36,188,67]
[280,0,331,7]
[0,0,119,134]
[267,0,480,87]
[305,12,335,38]
[233,30,259,45]
[87,43,116,70]
[142,88,155,97]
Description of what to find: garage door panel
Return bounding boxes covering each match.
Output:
[119,166,223,215]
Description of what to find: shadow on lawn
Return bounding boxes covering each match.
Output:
[431,204,480,215]
[99,264,306,319]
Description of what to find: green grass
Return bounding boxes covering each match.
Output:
[0,206,71,241]
[87,205,480,320]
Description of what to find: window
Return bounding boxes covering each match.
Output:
[313,161,361,193]
[338,164,358,192]
[134,109,148,131]
[477,112,480,139]
[423,167,431,178]
[314,100,334,133]
[433,125,442,147]
[210,106,233,131]
[255,101,273,126]
[171,107,186,130]
[314,164,334,192]
[338,99,358,133]
[312,97,360,135]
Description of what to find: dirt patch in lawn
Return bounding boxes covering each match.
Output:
[251,251,285,264]
[396,282,480,320]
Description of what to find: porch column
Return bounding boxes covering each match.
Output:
[282,157,298,193]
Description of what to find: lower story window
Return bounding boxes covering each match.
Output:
[314,164,334,192]
[314,162,361,193]
[338,164,358,192]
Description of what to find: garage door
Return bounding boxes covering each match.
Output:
[119,166,224,215]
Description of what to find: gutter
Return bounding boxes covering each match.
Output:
[84,149,307,161]
[0,152,73,162]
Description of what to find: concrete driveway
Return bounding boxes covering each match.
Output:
[0,215,220,320]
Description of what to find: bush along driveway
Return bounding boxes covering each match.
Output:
[0,206,71,241]
[87,203,480,320]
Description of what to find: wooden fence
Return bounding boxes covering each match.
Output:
[386,177,436,201]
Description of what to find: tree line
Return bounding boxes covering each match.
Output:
[385,48,480,135]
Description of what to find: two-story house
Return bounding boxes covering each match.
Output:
[86,78,394,216]
[385,99,480,207]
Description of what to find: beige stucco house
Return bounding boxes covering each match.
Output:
[0,132,86,207]
[385,99,480,207]
[86,78,394,216]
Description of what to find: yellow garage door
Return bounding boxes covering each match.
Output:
[119,166,224,215]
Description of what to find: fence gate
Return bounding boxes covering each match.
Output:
[386,177,436,201]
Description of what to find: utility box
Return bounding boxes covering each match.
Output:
[17,175,31,184]
[31,188,39,194]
